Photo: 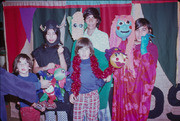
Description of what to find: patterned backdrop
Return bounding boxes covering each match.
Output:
[2,1,180,120]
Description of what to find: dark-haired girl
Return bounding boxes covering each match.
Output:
[111,17,158,121]
[83,7,112,121]
[32,20,71,121]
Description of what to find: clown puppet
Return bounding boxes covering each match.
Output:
[109,15,157,121]
[105,47,127,69]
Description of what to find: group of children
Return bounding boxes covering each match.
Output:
[7,7,158,121]
[13,32,109,121]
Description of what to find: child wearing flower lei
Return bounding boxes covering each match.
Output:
[68,37,113,120]
[71,53,114,97]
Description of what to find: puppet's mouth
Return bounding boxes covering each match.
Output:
[120,30,129,33]
[115,62,125,67]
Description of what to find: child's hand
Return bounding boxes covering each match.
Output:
[103,75,111,82]
[44,63,55,70]
[16,102,20,110]
[141,34,155,55]
[40,76,51,89]
[57,46,64,55]
[17,102,20,105]
[69,94,77,104]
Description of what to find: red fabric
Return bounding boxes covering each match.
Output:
[132,0,177,4]
[48,94,56,104]
[82,4,132,36]
[112,46,157,121]
[99,4,132,36]
[20,107,40,121]
[3,4,131,73]
[44,78,56,104]
[4,8,26,72]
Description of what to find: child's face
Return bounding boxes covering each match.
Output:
[46,29,57,43]
[78,46,91,60]
[17,58,29,76]
[135,25,149,42]
[85,15,97,30]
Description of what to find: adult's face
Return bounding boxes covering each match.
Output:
[85,15,98,30]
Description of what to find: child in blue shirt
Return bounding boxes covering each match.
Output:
[13,53,50,121]
[67,37,111,121]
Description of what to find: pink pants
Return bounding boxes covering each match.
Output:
[20,107,40,121]
[73,90,100,121]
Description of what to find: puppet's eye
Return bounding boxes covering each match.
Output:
[115,53,118,56]
[125,20,130,25]
[73,23,77,27]
[79,24,83,28]
[119,22,123,25]
[61,70,65,73]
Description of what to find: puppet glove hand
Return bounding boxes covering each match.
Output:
[141,34,150,55]
[45,63,55,70]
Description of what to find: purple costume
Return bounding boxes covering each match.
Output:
[0,67,36,121]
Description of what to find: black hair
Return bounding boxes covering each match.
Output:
[83,7,101,28]
[41,20,63,48]
[135,18,153,34]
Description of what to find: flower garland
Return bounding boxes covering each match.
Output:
[71,55,115,96]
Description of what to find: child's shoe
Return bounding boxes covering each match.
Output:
[46,102,57,110]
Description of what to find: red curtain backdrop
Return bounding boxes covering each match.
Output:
[4,7,26,72]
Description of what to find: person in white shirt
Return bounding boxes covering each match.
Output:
[83,7,111,121]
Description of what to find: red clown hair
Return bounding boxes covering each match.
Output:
[71,55,114,96]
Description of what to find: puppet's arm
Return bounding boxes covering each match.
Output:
[141,34,155,55]
[67,16,72,35]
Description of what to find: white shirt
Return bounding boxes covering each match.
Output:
[84,28,110,52]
